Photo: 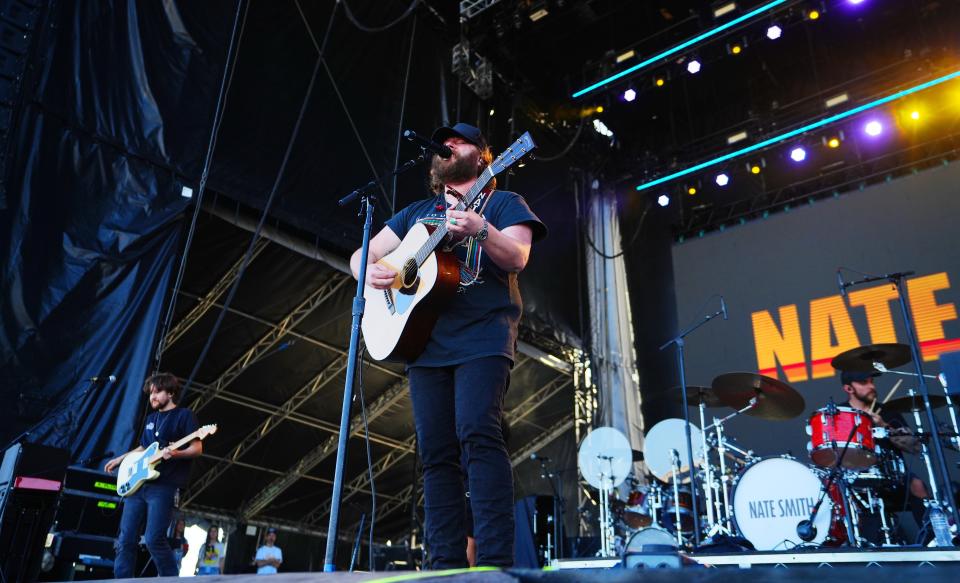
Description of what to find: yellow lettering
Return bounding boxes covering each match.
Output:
[752,305,808,382]
[847,284,899,344]
[907,272,959,361]
[809,295,861,379]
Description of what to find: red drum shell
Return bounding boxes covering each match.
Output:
[807,406,876,469]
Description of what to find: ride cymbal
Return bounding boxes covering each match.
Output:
[711,372,806,420]
[880,394,948,414]
[831,343,911,373]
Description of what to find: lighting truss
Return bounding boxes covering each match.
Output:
[572,0,789,98]
[635,69,960,191]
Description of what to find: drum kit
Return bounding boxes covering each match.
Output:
[577,343,960,556]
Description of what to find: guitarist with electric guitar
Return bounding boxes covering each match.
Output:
[104,372,207,578]
[350,123,545,569]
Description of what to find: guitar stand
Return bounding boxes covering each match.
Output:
[325,152,429,571]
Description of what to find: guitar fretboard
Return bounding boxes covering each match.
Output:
[413,167,494,267]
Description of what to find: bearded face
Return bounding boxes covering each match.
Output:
[431,144,480,186]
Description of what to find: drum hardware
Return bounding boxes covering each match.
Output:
[702,397,759,535]
[872,361,960,452]
[905,389,944,505]
[797,415,866,547]
[576,427,633,558]
[668,450,684,547]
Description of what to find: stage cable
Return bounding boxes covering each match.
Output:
[153,0,249,372]
[341,0,419,34]
[181,18,328,398]
[390,14,418,215]
[356,348,377,571]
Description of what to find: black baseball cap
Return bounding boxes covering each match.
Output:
[266,527,277,534]
[431,122,487,149]
[840,370,881,385]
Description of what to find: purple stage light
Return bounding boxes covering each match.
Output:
[715,173,730,187]
[864,120,883,137]
[623,88,637,102]
[687,59,702,74]
[790,147,807,162]
[766,25,782,40]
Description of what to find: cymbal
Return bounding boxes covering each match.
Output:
[711,372,806,420]
[831,343,912,373]
[880,394,949,414]
[666,385,728,408]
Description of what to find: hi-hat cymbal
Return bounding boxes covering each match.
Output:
[711,372,806,420]
[667,385,728,408]
[831,343,912,373]
[881,394,948,414]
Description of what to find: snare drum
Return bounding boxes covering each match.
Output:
[807,406,876,468]
[731,457,835,550]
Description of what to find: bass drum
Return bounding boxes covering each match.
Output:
[731,457,833,550]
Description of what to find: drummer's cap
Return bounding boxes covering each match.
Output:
[840,370,881,385]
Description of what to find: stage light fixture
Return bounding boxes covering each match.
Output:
[634,69,960,191]
[731,44,743,55]
[715,173,730,186]
[751,164,762,174]
[687,186,697,195]
[713,2,737,18]
[848,0,865,4]
[825,93,849,108]
[687,59,702,74]
[910,110,921,120]
[766,25,782,40]
[572,0,789,98]
[657,194,671,207]
[489,108,495,116]
[808,10,820,20]
[623,88,637,102]
[593,118,614,138]
[655,77,666,87]
[864,120,883,136]
[727,131,748,145]
[790,147,807,162]
[616,50,635,63]
[827,137,841,148]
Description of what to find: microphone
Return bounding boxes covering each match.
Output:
[836,270,847,298]
[720,296,728,321]
[403,130,452,159]
[530,453,550,461]
[89,374,117,383]
[796,519,817,542]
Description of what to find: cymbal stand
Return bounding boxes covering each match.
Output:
[696,400,716,531]
[704,398,758,533]
[669,449,684,547]
[873,363,960,451]
[597,456,616,557]
[906,389,942,503]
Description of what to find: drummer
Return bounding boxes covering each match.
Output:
[840,370,929,531]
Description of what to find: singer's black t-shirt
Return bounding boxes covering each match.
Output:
[139,407,199,487]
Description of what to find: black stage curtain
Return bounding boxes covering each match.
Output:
[0,1,232,461]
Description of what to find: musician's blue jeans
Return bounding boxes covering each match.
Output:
[114,483,179,577]
[408,356,514,568]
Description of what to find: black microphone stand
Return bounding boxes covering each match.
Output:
[840,270,960,532]
[536,457,567,561]
[659,299,726,548]
[5,376,107,450]
[323,151,429,571]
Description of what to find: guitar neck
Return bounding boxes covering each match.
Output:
[147,428,205,462]
[414,168,494,266]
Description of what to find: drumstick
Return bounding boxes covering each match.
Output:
[882,379,904,404]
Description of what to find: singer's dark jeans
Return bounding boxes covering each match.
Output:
[114,483,179,577]
[408,356,514,568]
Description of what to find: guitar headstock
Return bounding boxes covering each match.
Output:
[197,424,218,439]
[489,132,536,176]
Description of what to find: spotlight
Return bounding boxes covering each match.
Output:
[910,110,920,121]
[687,59,701,74]
[657,194,671,207]
[593,118,614,138]
[731,44,742,55]
[750,165,762,174]
[655,77,666,87]
[489,108,495,116]
[848,0,865,4]
[766,25,782,40]
[827,137,841,148]
[715,173,730,187]
[623,88,637,102]
[864,120,883,136]
[808,10,820,20]
[687,186,697,195]
[790,147,807,162]
[596,106,604,113]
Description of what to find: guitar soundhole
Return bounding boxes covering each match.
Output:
[400,258,418,289]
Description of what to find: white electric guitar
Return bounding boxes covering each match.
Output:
[117,424,217,497]
[361,132,536,361]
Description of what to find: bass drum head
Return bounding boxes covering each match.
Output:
[623,527,678,553]
[731,457,832,550]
